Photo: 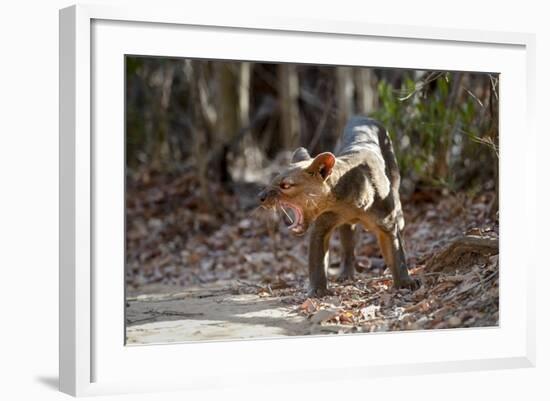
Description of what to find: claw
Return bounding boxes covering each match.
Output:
[394,277,421,291]
[307,286,332,298]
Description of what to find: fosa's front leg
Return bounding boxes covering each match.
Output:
[376,226,420,290]
[308,212,339,297]
[338,224,356,281]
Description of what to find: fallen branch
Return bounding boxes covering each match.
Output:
[126,310,204,325]
[426,235,498,273]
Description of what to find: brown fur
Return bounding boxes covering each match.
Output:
[259,116,418,297]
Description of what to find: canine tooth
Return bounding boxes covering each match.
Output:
[281,206,294,224]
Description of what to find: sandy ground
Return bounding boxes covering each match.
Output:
[126,176,499,344]
[126,282,346,344]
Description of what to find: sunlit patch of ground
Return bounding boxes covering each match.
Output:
[126,173,498,343]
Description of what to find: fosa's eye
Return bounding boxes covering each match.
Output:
[280,182,292,190]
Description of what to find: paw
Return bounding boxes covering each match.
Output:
[336,270,355,282]
[307,286,332,298]
[394,276,421,291]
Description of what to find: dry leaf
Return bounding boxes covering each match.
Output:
[300,298,318,314]
[310,308,339,324]
[361,305,380,320]
[339,311,355,324]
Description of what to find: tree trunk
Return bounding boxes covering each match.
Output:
[354,68,377,115]
[336,67,354,141]
[215,63,240,182]
[434,73,463,181]
[185,60,216,211]
[239,62,251,129]
[488,74,499,216]
[278,64,301,150]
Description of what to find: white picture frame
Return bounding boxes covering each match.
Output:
[59,3,536,397]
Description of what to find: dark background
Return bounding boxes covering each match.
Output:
[126,57,499,199]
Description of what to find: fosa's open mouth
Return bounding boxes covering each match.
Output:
[279,202,305,235]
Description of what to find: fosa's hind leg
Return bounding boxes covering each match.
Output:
[376,226,419,290]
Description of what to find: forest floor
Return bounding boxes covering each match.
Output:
[125,170,499,344]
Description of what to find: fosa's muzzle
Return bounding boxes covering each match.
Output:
[258,188,279,205]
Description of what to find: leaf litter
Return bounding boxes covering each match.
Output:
[126,171,499,335]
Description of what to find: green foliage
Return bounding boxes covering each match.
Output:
[124,56,498,192]
[372,72,495,191]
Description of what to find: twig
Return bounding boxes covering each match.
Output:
[285,253,308,269]
[489,74,499,101]
[363,275,393,284]
[463,87,485,108]
[236,279,265,289]
[443,270,498,301]
[420,272,466,282]
[308,97,332,150]
[463,131,499,158]
[398,72,445,101]
[358,293,382,303]
[126,310,204,325]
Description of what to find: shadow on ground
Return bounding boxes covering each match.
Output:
[125,281,343,344]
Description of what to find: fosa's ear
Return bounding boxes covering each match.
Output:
[307,152,336,180]
[291,147,311,163]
